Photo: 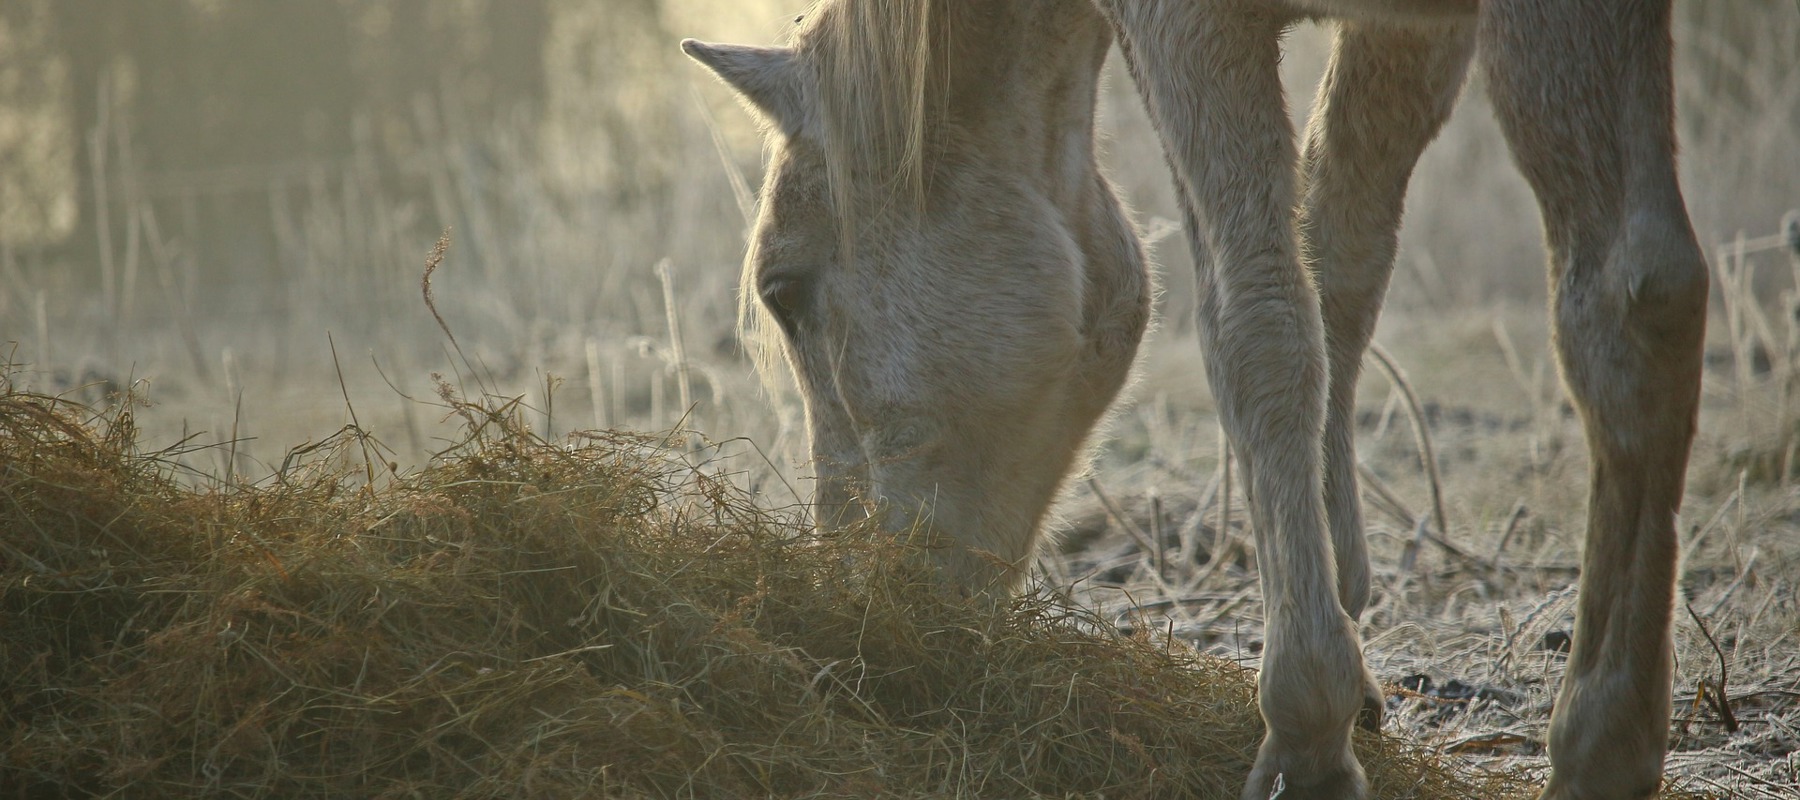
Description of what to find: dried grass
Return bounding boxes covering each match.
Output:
[0,378,1565,799]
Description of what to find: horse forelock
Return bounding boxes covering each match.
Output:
[798,0,950,219]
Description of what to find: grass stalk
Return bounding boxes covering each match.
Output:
[1366,341,1448,545]
[657,258,695,440]
[587,337,609,431]
[89,78,116,323]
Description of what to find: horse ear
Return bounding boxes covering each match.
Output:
[682,39,806,132]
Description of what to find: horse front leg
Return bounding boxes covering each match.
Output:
[1482,2,1705,797]
[1098,2,1371,797]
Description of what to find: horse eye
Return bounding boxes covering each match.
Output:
[759,276,809,330]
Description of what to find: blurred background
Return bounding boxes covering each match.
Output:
[0,1,1795,490]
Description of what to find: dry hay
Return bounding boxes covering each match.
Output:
[0,381,1693,799]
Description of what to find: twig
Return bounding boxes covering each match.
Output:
[1490,501,1529,571]
[1399,514,1427,575]
[691,85,756,227]
[1682,485,1742,566]
[1366,341,1447,542]
[1705,545,1761,617]
[90,77,117,321]
[1218,425,1233,555]
[222,348,243,485]
[1087,479,1179,599]
[523,644,615,663]
[1685,602,1740,733]
[1086,478,1158,563]
[1491,316,1542,415]
[421,229,487,396]
[1177,472,1220,572]
[0,538,53,576]
[586,338,608,431]
[1356,463,1416,529]
[1148,491,1164,576]
[1355,462,1480,569]
[1186,428,1240,591]
[656,258,695,447]
[328,334,378,493]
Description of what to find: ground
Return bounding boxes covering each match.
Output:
[1060,297,1800,799]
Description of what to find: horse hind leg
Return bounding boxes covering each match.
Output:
[1482,2,1705,798]
[1302,18,1474,623]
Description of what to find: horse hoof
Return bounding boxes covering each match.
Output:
[1242,736,1368,800]
[1241,763,1368,800]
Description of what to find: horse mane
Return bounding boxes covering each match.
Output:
[797,0,950,216]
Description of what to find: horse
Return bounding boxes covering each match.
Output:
[683,1,1706,798]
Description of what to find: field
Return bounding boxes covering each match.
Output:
[3,1,1799,797]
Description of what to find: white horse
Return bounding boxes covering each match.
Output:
[685,1,1705,798]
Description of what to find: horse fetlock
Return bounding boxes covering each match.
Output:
[1250,614,1376,798]
[1257,660,1377,746]
[1538,774,1662,800]
[1539,765,1662,800]
[1542,676,1669,800]
[1258,645,1372,726]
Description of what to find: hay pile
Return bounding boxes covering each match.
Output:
[2,384,1538,799]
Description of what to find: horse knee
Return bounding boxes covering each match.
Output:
[1555,204,1706,427]
[1612,205,1707,339]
